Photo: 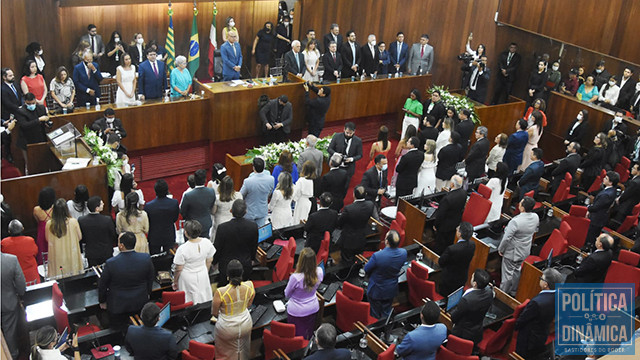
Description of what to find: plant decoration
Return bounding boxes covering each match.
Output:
[244,135,334,168]
[428,85,481,124]
[83,126,123,187]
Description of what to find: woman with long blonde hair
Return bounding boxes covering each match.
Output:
[284,248,324,339]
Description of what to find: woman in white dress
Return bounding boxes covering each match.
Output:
[115,53,137,104]
[269,172,294,229]
[486,133,508,177]
[211,176,242,240]
[111,173,145,212]
[485,162,509,223]
[414,139,437,196]
[435,118,454,157]
[173,220,215,304]
[293,161,315,224]
[519,110,543,171]
[302,40,320,82]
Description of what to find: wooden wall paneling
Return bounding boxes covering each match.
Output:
[473,96,526,141]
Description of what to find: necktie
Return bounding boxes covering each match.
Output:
[91,35,96,54]
[421,45,424,58]
[351,43,355,66]
[332,53,336,62]
[471,69,479,89]
[233,44,237,57]
[10,84,18,99]
[152,62,158,76]
[295,53,299,70]
[379,171,383,187]
[507,52,513,65]
[86,64,91,79]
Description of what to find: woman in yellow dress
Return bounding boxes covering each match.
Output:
[46,199,83,278]
[116,192,149,253]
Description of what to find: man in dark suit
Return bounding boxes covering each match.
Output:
[450,269,494,347]
[78,196,116,266]
[145,179,179,254]
[304,192,338,254]
[337,186,375,263]
[630,87,640,118]
[361,154,388,205]
[492,42,521,105]
[138,49,167,100]
[284,40,306,77]
[1,68,23,120]
[364,230,407,318]
[563,111,588,145]
[388,32,409,74]
[464,126,490,182]
[613,163,640,222]
[125,303,178,360]
[360,34,379,76]
[305,323,350,360]
[438,222,476,297]
[99,232,155,329]
[72,50,103,106]
[78,24,105,60]
[585,171,619,249]
[180,169,216,238]
[340,31,361,78]
[422,91,446,130]
[436,132,463,190]
[455,109,475,153]
[465,56,491,104]
[323,23,343,54]
[395,136,423,197]
[275,16,293,59]
[328,122,363,183]
[1,252,26,360]
[517,148,544,199]
[90,107,127,142]
[603,110,628,136]
[321,154,349,211]
[259,95,293,144]
[322,42,343,82]
[213,199,258,285]
[418,115,439,150]
[515,268,563,360]
[573,233,613,283]
[15,92,49,174]
[503,119,530,174]
[303,82,331,137]
[616,67,636,110]
[550,142,581,195]
[433,175,467,254]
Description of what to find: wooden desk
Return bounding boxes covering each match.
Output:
[467,236,491,287]
[515,261,543,303]
[397,199,426,246]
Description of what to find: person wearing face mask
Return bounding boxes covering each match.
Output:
[91,108,127,142]
[615,67,635,110]
[79,24,105,60]
[407,34,434,76]
[361,154,388,205]
[128,33,146,66]
[597,75,621,109]
[591,60,611,89]
[275,16,293,59]
[222,16,239,43]
[544,61,562,95]
[559,68,580,96]
[252,22,275,78]
[602,110,628,135]
[105,31,126,75]
[360,34,379,77]
[23,42,45,76]
[527,60,548,106]
[564,109,589,145]
[72,50,104,106]
[15,92,49,174]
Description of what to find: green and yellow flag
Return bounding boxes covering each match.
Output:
[165,4,175,73]
[188,5,200,77]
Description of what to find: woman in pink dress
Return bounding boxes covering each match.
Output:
[33,187,56,265]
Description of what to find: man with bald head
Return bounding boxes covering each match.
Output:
[297,134,324,177]
[221,30,243,81]
[433,175,467,254]
[284,40,306,77]
[73,50,104,106]
[573,233,614,283]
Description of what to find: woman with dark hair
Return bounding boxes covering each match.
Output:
[302,40,321,82]
[377,42,390,75]
[67,184,90,219]
[272,150,299,188]
[31,325,80,360]
[486,162,509,222]
[520,110,544,171]
[173,220,215,304]
[597,75,620,108]
[368,125,392,169]
[222,16,239,43]
[269,172,294,229]
[46,199,83,277]
[577,75,599,103]
[111,172,145,212]
[211,176,242,239]
[24,41,45,76]
[33,187,56,264]
[104,30,126,75]
[292,161,315,224]
[401,89,423,138]
[115,53,137,104]
[580,132,607,189]
[49,66,76,112]
[441,106,459,130]
[20,59,47,105]
[212,259,255,359]
[116,192,149,253]
[524,98,547,127]
[208,162,227,191]
[564,109,589,145]
[252,21,275,78]
[486,133,508,176]
[285,248,323,339]
[465,34,487,61]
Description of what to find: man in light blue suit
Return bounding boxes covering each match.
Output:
[72,50,103,106]
[395,301,447,360]
[240,157,274,226]
[137,49,167,100]
[388,31,409,73]
[221,30,242,81]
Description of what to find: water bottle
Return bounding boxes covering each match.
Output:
[394,72,399,78]
[95,99,101,111]
[351,76,355,82]
[547,208,554,218]
[360,73,365,81]
[62,107,67,114]
[85,102,91,110]
[359,267,366,278]
[416,251,424,262]
[387,73,392,79]
[398,72,403,77]
[358,335,368,359]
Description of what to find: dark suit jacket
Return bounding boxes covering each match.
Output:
[465,137,490,179]
[98,251,155,314]
[503,130,529,173]
[180,186,216,237]
[602,119,628,135]
[213,217,258,280]
[321,168,349,211]
[360,166,387,202]
[128,44,146,66]
[434,188,467,232]
[418,126,439,150]
[618,176,640,217]
[518,160,544,196]
[72,61,104,105]
[467,67,491,104]
[338,200,375,251]
[396,149,423,196]
[450,286,494,344]
[1,82,23,120]
[323,33,343,54]
[630,91,640,116]
[564,119,588,144]
[304,348,350,360]
[515,291,555,356]
[551,153,581,192]
[439,239,476,296]
[364,247,407,300]
[455,119,475,152]
[617,77,636,110]
[322,51,343,81]
[125,325,178,360]
[90,117,127,140]
[574,249,613,283]
[145,196,179,249]
[305,84,331,128]
[496,50,521,83]
[138,60,167,99]
[15,104,47,150]
[304,208,338,253]
[284,50,306,76]
[422,99,446,128]
[388,42,409,72]
[340,41,361,78]
[580,146,606,179]
[78,213,116,261]
[436,143,463,181]
[259,99,293,134]
[360,43,380,75]
[587,186,616,227]
[327,132,363,177]
[276,23,293,55]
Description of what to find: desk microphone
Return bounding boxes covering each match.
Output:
[240,62,255,84]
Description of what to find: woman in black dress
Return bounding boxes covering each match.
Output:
[251,22,275,78]
[104,31,126,76]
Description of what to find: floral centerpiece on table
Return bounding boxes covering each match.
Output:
[428,85,481,125]
[244,134,334,168]
[83,126,123,187]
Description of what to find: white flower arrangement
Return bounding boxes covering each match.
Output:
[83,126,123,187]
[428,85,481,125]
[245,135,334,168]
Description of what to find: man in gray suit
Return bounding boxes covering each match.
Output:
[240,157,275,226]
[498,196,540,296]
[78,24,105,60]
[180,169,216,238]
[297,134,324,177]
[407,34,434,75]
[1,252,26,359]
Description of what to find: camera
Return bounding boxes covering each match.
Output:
[457,53,474,62]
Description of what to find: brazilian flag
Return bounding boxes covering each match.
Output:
[188,9,200,77]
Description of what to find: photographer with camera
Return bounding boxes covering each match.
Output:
[459,33,487,88]
[463,55,490,104]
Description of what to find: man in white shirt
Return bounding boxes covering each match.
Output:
[79,24,105,60]
[407,34,434,75]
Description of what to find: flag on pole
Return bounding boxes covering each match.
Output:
[208,2,218,79]
[165,4,176,74]
[188,4,200,77]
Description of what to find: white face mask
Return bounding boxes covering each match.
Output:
[37,49,43,56]
[114,37,120,43]
[608,80,615,86]
[596,68,603,74]
[577,113,583,120]
[370,40,376,46]
[283,22,289,26]
[636,83,640,92]
[229,21,235,27]
[552,65,559,71]
[381,164,387,171]
[106,117,115,124]
[614,116,622,123]
[137,38,144,45]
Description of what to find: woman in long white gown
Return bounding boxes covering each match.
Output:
[115,53,137,104]
[173,220,215,304]
[485,162,509,223]
[292,161,315,224]
[414,139,437,196]
[435,118,454,158]
[269,172,294,229]
[302,40,320,82]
